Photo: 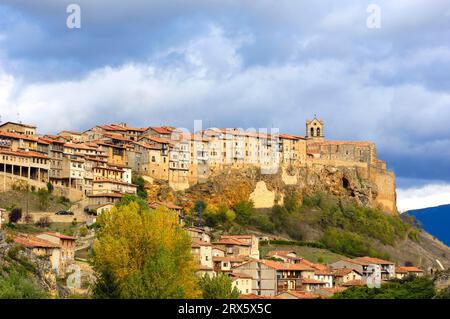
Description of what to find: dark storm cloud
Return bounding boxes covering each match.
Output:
[1,0,450,189]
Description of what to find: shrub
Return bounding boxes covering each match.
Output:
[9,208,22,224]
[0,270,48,299]
[46,182,54,194]
[320,228,375,257]
[234,200,255,225]
[132,175,148,200]
[79,226,88,237]
[36,216,52,228]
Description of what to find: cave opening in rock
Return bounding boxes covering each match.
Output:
[342,177,350,189]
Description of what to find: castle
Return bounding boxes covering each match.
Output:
[0,117,397,213]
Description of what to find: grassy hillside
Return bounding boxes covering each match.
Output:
[0,190,71,213]
[187,192,450,268]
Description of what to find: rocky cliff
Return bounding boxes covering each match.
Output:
[146,164,396,214]
[0,231,58,297]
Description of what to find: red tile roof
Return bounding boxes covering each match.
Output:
[301,278,327,285]
[14,234,60,248]
[260,260,315,271]
[396,266,424,273]
[354,256,394,265]
[334,268,362,277]
[0,149,49,159]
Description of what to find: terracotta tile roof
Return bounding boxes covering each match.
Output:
[97,124,128,132]
[212,238,249,246]
[230,273,253,280]
[213,256,245,262]
[314,269,334,276]
[260,260,315,271]
[0,131,38,142]
[0,121,36,129]
[279,134,306,140]
[14,234,60,248]
[191,239,212,247]
[139,135,171,144]
[396,266,424,273]
[0,149,49,159]
[87,192,124,198]
[354,256,394,265]
[301,278,327,285]
[148,126,175,135]
[334,268,362,277]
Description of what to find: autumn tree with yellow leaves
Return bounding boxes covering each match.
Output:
[91,199,201,298]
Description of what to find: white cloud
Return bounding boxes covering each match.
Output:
[397,184,450,212]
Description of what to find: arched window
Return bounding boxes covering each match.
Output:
[310,127,314,137]
[317,127,321,136]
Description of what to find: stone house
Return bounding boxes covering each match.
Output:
[333,268,363,286]
[330,257,395,281]
[232,259,317,297]
[395,266,424,279]
[36,232,76,272]
[14,234,61,273]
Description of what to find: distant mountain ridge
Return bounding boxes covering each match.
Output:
[408,204,450,246]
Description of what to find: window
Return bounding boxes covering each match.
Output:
[317,127,321,136]
[310,127,314,136]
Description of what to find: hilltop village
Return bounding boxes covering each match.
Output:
[0,118,396,214]
[0,118,419,298]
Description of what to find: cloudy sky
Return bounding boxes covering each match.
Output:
[1,0,450,211]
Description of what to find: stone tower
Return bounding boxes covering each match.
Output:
[306,116,324,140]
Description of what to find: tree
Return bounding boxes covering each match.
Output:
[46,182,54,194]
[132,175,148,200]
[234,200,254,225]
[91,201,200,299]
[0,270,48,299]
[198,274,240,299]
[333,276,436,299]
[8,208,22,224]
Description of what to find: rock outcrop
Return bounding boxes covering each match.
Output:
[145,164,396,214]
[0,231,58,296]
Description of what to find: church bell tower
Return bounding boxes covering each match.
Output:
[306,116,324,140]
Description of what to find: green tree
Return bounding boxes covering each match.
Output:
[132,175,148,200]
[234,200,254,225]
[46,182,54,194]
[198,274,240,299]
[333,276,436,299]
[0,270,48,299]
[91,200,200,299]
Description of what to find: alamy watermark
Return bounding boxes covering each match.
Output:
[66,4,81,29]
